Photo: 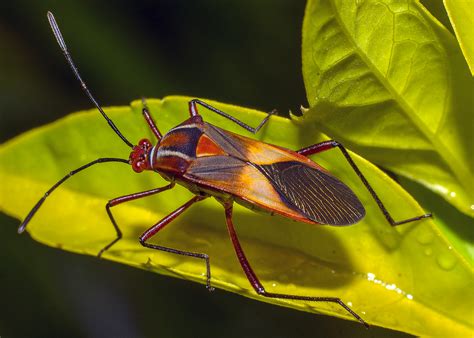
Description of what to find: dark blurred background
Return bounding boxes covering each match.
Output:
[1,1,412,337]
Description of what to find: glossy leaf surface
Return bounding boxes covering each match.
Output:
[444,0,474,75]
[0,97,471,336]
[301,0,474,216]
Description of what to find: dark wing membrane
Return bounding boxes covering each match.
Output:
[258,161,365,225]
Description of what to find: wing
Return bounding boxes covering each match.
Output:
[201,122,315,165]
[257,161,365,225]
[186,123,366,225]
[184,156,312,223]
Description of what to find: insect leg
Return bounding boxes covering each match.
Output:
[99,182,176,257]
[139,195,214,290]
[18,157,129,234]
[298,140,432,226]
[189,99,275,134]
[141,97,162,140]
[223,202,368,327]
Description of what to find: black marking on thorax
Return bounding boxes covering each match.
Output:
[159,124,203,158]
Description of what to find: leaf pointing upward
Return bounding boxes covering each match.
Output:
[300,0,474,216]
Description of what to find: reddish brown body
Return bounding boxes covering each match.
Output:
[130,114,365,227]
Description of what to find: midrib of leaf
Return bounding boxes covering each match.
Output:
[327,0,470,193]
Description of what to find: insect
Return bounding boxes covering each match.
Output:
[19,12,432,328]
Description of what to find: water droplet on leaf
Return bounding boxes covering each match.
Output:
[436,252,457,271]
[417,229,434,245]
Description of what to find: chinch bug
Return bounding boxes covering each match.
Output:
[18,12,432,328]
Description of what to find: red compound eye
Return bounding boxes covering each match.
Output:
[138,138,151,149]
[132,160,145,173]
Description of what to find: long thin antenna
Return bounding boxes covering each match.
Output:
[18,157,129,234]
[47,11,134,148]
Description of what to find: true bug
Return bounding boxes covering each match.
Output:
[18,12,432,327]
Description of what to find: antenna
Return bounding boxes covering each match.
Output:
[47,11,134,148]
[18,157,129,234]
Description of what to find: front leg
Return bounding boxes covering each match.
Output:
[141,97,163,140]
[99,183,175,257]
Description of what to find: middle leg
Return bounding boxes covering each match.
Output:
[189,99,275,134]
[139,195,214,291]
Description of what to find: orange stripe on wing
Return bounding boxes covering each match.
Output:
[226,131,325,169]
[196,134,227,157]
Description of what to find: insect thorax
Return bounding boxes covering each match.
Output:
[149,121,203,175]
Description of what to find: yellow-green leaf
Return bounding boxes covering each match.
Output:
[0,96,471,336]
[301,0,474,216]
[444,0,474,75]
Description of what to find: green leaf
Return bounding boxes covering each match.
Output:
[300,0,474,216]
[0,96,471,336]
[399,177,474,267]
[444,0,474,75]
